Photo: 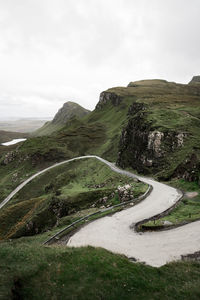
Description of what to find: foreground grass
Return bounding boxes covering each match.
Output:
[1,237,200,300]
[141,179,200,229]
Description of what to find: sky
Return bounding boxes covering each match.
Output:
[0,0,200,120]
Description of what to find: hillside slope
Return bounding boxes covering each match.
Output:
[1,79,200,299]
[34,101,90,136]
[0,77,200,205]
[113,79,200,181]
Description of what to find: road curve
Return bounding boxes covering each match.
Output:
[0,155,98,209]
[67,157,200,267]
[1,155,200,267]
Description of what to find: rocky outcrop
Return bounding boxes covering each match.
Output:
[2,151,17,165]
[117,184,134,202]
[173,153,200,182]
[117,102,188,175]
[95,92,122,109]
[189,76,200,85]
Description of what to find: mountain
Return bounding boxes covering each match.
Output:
[0,118,50,133]
[52,101,90,124]
[1,78,200,190]
[0,76,200,234]
[189,75,200,85]
[1,77,200,298]
[34,101,91,136]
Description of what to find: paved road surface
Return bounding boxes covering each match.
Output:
[1,155,200,267]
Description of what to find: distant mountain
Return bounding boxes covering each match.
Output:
[34,101,91,136]
[0,118,51,133]
[189,75,200,85]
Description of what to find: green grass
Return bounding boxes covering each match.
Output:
[1,237,200,299]
[141,179,200,229]
[0,158,146,240]
[1,80,200,200]
[32,121,63,136]
[1,81,200,298]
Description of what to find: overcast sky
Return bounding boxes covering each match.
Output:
[0,0,200,120]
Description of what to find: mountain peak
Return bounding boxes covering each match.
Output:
[188,76,200,85]
[34,101,91,136]
[52,102,90,125]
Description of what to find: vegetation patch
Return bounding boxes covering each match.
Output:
[140,179,200,231]
[0,158,146,240]
[1,237,200,299]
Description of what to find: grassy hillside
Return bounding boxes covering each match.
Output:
[139,179,200,231]
[110,80,200,181]
[1,79,200,298]
[1,236,200,300]
[0,158,146,240]
[1,79,200,206]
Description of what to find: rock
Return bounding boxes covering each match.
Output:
[189,76,200,85]
[177,133,186,147]
[162,220,173,226]
[95,92,122,109]
[148,131,164,157]
[185,192,198,198]
[103,197,108,203]
[124,184,131,190]
[100,205,105,209]
[117,103,188,177]
[117,184,133,202]
[173,153,200,183]
[2,151,17,165]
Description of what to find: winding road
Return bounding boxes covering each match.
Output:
[1,155,200,267]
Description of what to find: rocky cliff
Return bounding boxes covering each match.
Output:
[117,102,190,179]
[1,77,200,191]
[95,91,122,109]
[105,78,200,182]
[189,75,200,85]
[52,101,90,125]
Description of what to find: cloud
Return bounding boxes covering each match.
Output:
[0,0,199,119]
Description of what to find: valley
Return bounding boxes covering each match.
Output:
[0,78,200,299]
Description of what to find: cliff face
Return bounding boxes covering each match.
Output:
[108,77,200,182]
[117,103,189,178]
[95,92,122,109]
[189,76,200,85]
[2,77,200,188]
